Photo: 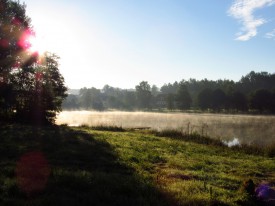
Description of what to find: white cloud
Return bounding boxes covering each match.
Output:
[228,0,275,41]
[265,29,275,39]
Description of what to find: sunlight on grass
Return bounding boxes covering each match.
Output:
[1,124,274,205]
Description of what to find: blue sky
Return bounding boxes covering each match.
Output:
[23,0,275,89]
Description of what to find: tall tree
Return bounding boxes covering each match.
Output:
[231,91,248,112]
[79,87,91,109]
[176,83,192,110]
[135,81,152,109]
[151,85,159,97]
[0,1,67,123]
[0,0,36,118]
[250,89,272,113]
[10,53,67,124]
[212,89,226,111]
[89,87,104,111]
[123,90,136,110]
[62,94,79,109]
[166,93,175,110]
[198,88,212,110]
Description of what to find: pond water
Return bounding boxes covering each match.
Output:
[56,111,275,146]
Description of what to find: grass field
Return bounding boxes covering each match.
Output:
[56,111,275,146]
[1,124,275,205]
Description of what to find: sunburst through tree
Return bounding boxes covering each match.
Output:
[0,0,67,124]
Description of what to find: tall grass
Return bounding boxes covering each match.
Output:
[80,124,125,132]
[152,129,275,157]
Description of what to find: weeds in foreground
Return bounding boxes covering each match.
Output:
[152,129,223,146]
[80,124,125,132]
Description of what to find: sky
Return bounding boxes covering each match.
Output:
[23,0,275,89]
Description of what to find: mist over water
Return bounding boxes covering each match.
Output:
[56,111,275,146]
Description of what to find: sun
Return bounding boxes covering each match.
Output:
[28,34,47,55]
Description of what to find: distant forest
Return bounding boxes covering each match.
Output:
[63,71,275,114]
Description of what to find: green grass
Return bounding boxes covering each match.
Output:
[0,124,274,205]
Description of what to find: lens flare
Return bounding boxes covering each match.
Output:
[16,151,50,196]
[17,29,32,50]
[28,35,47,54]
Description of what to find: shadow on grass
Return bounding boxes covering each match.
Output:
[0,124,173,206]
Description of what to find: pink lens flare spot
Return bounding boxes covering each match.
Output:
[17,29,33,50]
[35,72,43,81]
[12,17,22,26]
[12,62,21,68]
[16,151,50,196]
[0,39,9,48]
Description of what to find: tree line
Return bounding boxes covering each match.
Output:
[63,71,275,114]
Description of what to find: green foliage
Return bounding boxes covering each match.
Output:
[250,89,273,113]
[0,0,67,124]
[198,88,213,110]
[212,89,226,111]
[1,124,275,205]
[135,81,152,109]
[8,53,67,124]
[62,94,79,109]
[176,82,192,110]
[0,0,35,118]
[230,91,248,112]
[81,124,125,132]
[63,71,275,114]
[153,128,275,158]
[79,87,104,110]
[153,129,224,147]
[166,93,175,110]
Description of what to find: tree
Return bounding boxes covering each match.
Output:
[89,87,104,111]
[123,90,137,110]
[0,0,36,119]
[212,89,226,111]
[231,91,248,112]
[198,88,212,110]
[271,90,275,114]
[11,53,67,124]
[102,85,124,109]
[160,81,179,94]
[79,87,104,110]
[0,1,67,124]
[135,81,152,109]
[151,85,159,97]
[166,93,175,110]
[176,83,192,110]
[62,94,79,109]
[0,0,35,79]
[239,71,275,94]
[250,89,272,113]
[79,87,91,109]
